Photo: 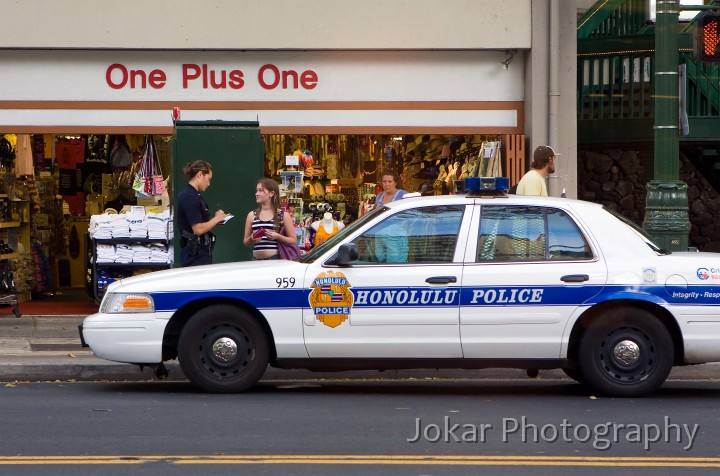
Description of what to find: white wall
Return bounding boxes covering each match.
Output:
[526,0,578,198]
[0,0,531,50]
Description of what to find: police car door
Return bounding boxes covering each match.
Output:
[460,204,606,359]
[303,204,469,359]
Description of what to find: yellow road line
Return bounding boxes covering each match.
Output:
[0,455,719,467]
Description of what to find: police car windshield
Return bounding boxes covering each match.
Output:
[300,206,390,263]
[604,207,670,255]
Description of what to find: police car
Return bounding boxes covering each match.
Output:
[80,178,720,397]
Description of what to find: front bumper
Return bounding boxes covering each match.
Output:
[78,324,88,347]
[80,312,170,364]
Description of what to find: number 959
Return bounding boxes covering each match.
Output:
[276,277,295,288]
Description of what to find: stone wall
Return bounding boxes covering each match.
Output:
[578,148,720,252]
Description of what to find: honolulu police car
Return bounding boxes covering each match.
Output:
[80,178,720,397]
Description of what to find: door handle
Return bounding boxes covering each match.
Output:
[561,274,589,283]
[425,276,457,284]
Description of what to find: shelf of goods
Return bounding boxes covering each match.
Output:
[0,196,30,309]
[86,235,172,304]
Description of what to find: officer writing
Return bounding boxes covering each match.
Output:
[176,160,226,266]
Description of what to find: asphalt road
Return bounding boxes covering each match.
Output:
[1,378,720,475]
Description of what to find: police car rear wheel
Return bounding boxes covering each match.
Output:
[578,310,673,398]
[178,305,269,393]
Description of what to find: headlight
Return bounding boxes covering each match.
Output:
[101,293,156,313]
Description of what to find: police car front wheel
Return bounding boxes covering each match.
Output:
[578,309,673,398]
[177,305,269,393]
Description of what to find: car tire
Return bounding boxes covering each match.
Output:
[178,304,269,393]
[561,367,585,384]
[578,309,673,397]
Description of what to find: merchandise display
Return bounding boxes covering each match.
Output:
[87,208,173,301]
[0,131,517,302]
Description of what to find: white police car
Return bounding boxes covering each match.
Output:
[80,178,720,397]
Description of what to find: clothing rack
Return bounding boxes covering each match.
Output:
[0,260,21,318]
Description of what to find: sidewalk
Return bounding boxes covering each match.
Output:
[2,314,720,384]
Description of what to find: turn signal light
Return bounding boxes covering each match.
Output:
[102,293,155,313]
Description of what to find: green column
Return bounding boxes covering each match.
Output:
[643,0,691,251]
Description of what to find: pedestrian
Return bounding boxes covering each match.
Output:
[244,177,296,260]
[375,170,408,206]
[515,145,557,196]
[176,160,226,267]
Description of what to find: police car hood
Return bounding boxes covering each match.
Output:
[106,260,303,293]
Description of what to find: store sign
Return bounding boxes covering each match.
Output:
[0,50,522,102]
[0,50,523,130]
[106,63,319,91]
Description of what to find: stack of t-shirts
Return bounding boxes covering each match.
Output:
[148,243,173,263]
[96,244,116,263]
[114,244,135,263]
[90,214,122,239]
[147,210,171,239]
[168,210,174,240]
[110,218,131,238]
[126,212,148,238]
[132,244,153,263]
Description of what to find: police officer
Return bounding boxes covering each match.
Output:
[176,160,226,266]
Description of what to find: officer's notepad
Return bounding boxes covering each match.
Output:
[221,214,234,225]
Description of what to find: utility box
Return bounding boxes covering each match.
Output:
[173,121,263,264]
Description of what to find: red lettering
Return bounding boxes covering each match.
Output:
[183,64,202,88]
[106,63,128,89]
[258,64,318,90]
[106,64,167,89]
[130,69,148,88]
[258,63,280,89]
[228,70,245,89]
[201,64,209,88]
[184,64,244,89]
[148,70,167,89]
[281,69,299,89]
[210,69,226,89]
[300,70,318,89]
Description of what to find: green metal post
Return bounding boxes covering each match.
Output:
[643,0,691,251]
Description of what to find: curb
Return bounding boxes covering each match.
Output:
[1,359,719,384]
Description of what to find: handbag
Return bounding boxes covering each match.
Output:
[134,135,165,198]
[277,226,300,261]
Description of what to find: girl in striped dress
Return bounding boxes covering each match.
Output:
[243,178,296,260]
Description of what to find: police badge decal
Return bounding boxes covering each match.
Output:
[308,271,354,328]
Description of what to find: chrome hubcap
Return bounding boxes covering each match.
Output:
[613,339,640,366]
[212,337,238,362]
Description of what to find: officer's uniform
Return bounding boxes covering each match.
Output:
[176,183,213,266]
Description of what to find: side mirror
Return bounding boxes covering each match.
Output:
[330,243,358,267]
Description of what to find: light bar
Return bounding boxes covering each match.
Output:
[463,177,509,195]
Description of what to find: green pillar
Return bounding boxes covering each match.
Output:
[643,0,691,251]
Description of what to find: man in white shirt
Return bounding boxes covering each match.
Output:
[515,145,557,196]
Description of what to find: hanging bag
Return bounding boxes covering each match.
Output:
[132,158,150,198]
[277,229,300,261]
[147,135,165,195]
[134,135,165,197]
[275,210,300,261]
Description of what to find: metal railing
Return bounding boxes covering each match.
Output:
[578,0,720,126]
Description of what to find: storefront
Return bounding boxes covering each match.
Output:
[0,48,530,300]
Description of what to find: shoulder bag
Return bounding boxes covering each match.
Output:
[277,209,300,261]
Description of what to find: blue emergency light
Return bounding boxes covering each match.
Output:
[459,177,509,196]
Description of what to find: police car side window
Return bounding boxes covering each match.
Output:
[353,205,464,264]
[546,209,593,260]
[477,206,592,262]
